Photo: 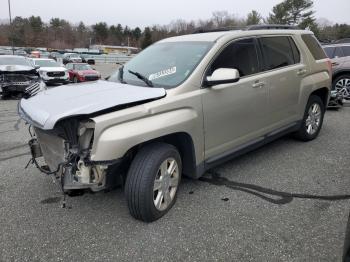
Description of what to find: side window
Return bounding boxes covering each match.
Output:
[341,46,350,57]
[334,47,344,58]
[324,47,335,59]
[66,64,72,70]
[210,38,260,77]
[289,37,301,63]
[259,36,295,71]
[301,34,327,60]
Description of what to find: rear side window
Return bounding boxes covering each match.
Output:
[210,38,260,77]
[341,46,350,57]
[324,47,335,58]
[335,47,344,58]
[259,36,296,71]
[289,37,301,63]
[301,34,327,60]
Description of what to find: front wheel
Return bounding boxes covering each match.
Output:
[125,143,182,222]
[294,95,325,141]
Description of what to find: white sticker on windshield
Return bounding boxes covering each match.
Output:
[149,67,176,81]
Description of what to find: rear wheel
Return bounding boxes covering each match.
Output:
[294,95,325,141]
[125,143,182,222]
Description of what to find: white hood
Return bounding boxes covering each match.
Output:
[0,65,35,72]
[18,80,166,130]
[39,67,67,72]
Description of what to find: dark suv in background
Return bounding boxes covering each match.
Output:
[323,44,350,100]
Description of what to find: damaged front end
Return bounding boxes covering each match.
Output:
[18,80,166,192]
[0,69,45,99]
[29,118,119,192]
[27,118,120,192]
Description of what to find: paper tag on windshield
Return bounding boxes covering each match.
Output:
[149,67,176,81]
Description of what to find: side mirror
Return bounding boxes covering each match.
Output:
[205,68,240,87]
[35,65,40,70]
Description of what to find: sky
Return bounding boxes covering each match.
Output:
[0,0,349,28]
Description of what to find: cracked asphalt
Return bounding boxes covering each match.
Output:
[0,97,349,262]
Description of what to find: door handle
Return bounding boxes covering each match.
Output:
[332,62,339,67]
[252,81,265,88]
[297,69,307,76]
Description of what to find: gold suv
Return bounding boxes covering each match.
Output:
[19,26,331,222]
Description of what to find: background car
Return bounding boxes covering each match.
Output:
[66,63,101,83]
[31,58,69,85]
[62,53,82,64]
[323,43,350,100]
[80,54,95,65]
[0,55,45,99]
[48,52,63,61]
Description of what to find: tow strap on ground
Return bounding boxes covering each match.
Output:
[200,170,350,205]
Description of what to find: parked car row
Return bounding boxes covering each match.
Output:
[0,54,101,99]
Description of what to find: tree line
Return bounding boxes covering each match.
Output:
[0,0,349,50]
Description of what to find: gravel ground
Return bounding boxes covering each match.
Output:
[0,96,349,261]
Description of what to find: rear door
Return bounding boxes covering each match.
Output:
[258,35,304,127]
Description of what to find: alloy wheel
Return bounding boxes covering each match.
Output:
[305,103,322,135]
[335,78,350,99]
[153,158,180,211]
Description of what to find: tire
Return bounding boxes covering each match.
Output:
[333,74,350,99]
[125,143,182,222]
[73,76,78,83]
[294,95,325,141]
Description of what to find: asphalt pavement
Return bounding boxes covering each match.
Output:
[0,97,349,262]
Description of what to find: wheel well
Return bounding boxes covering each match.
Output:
[125,132,197,178]
[310,87,329,107]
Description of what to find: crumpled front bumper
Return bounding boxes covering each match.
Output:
[1,80,46,98]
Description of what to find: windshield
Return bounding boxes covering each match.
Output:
[74,64,92,70]
[109,41,213,88]
[35,59,60,67]
[0,57,32,66]
[70,54,80,58]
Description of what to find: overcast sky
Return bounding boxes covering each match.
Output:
[1,0,349,28]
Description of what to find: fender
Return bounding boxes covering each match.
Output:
[90,108,200,161]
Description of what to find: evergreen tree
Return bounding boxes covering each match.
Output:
[268,0,316,28]
[141,27,153,49]
[247,10,262,25]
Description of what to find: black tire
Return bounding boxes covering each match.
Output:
[125,143,182,222]
[294,95,325,141]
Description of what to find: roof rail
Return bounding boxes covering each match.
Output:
[192,26,245,34]
[246,24,299,30]
[192,24,299,34]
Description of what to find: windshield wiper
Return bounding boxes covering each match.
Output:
[118,66,127,84]
[128,69,153,87]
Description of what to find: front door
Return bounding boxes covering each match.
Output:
[202,38,268,160]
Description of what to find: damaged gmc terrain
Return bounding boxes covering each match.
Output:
[19,26,331,222]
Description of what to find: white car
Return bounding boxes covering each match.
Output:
[31,58,70,85]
